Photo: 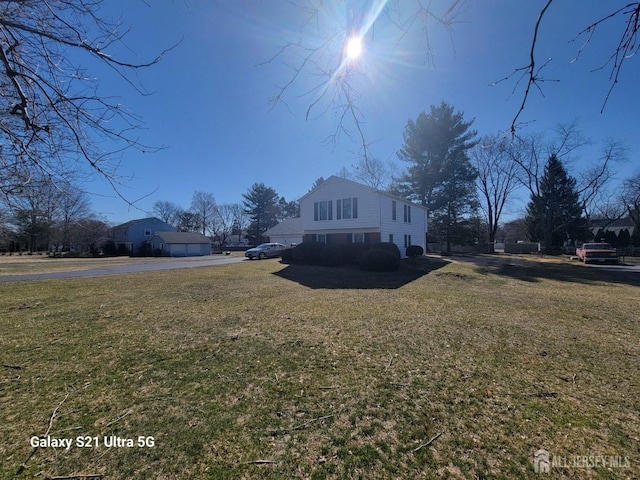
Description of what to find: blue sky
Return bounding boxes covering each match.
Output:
[85,1,640,225]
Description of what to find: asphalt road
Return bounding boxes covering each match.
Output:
[0,255,247,283]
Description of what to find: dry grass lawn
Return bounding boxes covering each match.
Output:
[0,254,638,479]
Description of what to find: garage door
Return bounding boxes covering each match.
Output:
[187,243,202,255]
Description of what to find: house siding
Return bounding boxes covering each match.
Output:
[299,177,427,257]
[111,218,176,252]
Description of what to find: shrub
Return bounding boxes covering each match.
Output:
[370,242,401,260]
[344,243,370,264]
[292,241,325,265]
[321,243,345,267]
[406,245,424,259]
[359,248,400,271]
[280,247,295,263]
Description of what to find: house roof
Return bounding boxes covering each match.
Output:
[299,175,428,210]
[590,217,635,229]
[264,217,303,236]
[148,231,212,244]
[112,217,161,229]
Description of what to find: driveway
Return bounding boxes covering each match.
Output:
[0,255,246,283]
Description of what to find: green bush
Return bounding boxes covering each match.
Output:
[280,247,295,263]
[321,243,345,266]
[370,242,401,260]
[359,248,400,271]
[292,241,325,265]
[344,243,370,264]
[406,245,424,258]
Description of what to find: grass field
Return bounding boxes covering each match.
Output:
[0,255,638,479]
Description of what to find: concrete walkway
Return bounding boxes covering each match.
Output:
[0,255,246,283]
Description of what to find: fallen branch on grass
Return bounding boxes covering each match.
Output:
[268,414,336,435]
[1,364,22,369]
[242,460,278,465]
[16,392,70,475]
[412,430,445,453]
[45,475,103,480]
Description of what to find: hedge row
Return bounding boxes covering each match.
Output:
[282,241,422,271]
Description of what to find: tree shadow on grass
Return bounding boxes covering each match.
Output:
[461,255,640,287]
[273,257,450,290]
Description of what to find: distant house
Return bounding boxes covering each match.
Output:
[263,217,303,246]
[589,217,635,237]
[146,231,212,257]
[299,176,428,257]
[111,217,176,253]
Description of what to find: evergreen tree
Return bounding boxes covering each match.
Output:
[242,183,280,244]
[525,155,586,252]
[618,229,631,248]
[397,102,478,253]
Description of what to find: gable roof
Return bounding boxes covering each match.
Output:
[112,217,162,229]
[264,217,303,236]
[148,232,212,244]
[300,175,427,210]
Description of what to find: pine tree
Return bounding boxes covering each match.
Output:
[525,155,586,253]
[242,183,279,244]
[397,102,478,253]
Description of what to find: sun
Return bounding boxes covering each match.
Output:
[346,36,363,59]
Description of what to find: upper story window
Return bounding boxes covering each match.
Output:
[314,200,333,221]
[144,229,152,236]
[404,204,412,223]
[392,200,397,221]
[337,197,358,220]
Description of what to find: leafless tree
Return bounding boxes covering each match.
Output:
[190,190,217,236]
[54,183,93,251]
[228,202,249,244]
[471,135,520,248]
[352,156,396,190]
[213,203,238,247]
[151,200,183,226]
[0,0,174,202]
[67,217,109,253]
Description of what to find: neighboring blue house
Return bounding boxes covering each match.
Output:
[111,217,176,253]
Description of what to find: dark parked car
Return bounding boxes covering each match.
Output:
[244,243,286,260]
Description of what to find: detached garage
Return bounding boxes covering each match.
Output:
[147,232,212,257]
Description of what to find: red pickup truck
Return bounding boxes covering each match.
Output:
[575,243,618,265]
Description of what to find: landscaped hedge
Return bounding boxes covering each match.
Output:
[359,248,400,271]
[406,245,424,258]
[292,241,325,265]
[320,243,345,267]
[370,242,401,260]
[344,243,370,264]
[280,247,295,263]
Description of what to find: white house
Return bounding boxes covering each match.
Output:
[298,176,428,257]
[263,217,303,246]
[146,231,212,257]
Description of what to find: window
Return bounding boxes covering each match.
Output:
[337,197,358,219]
[353,233,365,243]
[403,204,411,223]
[144,228,151,236]
[392,200,397,221]
[404,234,412,249]
[388,234,394,244]
[316,234,327,243]
[314,200,333,221]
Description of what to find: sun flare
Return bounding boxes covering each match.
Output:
[346,36,363,59]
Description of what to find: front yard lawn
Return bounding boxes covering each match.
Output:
[0,256,637,479]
